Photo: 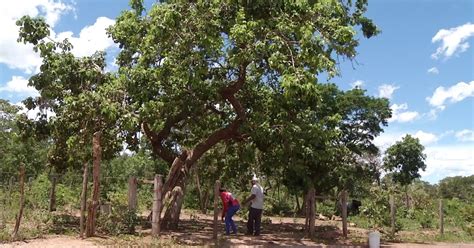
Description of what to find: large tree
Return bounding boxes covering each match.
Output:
[383,135,427,187]
[16,16,125,237]
[109,0,380,227]
[255,84,390,210]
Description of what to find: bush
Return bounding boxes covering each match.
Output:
[415,209,434,229]
[360,187,390,230]
[27,173,51,209]
[183,185,200,210]
[50,214,78,234]
[97,206,139,235]
[267,196,292,216]
[463,222,474,237]
[318,200,335,217]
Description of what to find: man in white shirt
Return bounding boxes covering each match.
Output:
[242,175,264,236]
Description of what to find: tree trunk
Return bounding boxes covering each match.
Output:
[195,171,209,214]
[295,194,301,213]
[143,64,249,230]
[160,151,198,230]
[162,185,185,230]
[300,191,307,216]
[11,165,25,240]
[86,131,102,237]
[404,187,410,209]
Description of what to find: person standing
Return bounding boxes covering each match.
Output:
[219,188,240,235]
[242,175,264,236]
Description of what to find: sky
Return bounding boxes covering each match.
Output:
[0,0,473,184]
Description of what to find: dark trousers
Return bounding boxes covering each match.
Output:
[247,207,262,235]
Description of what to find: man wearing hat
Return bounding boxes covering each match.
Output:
[242,175,264,236]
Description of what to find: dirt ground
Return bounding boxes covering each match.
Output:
[1,211,473,247]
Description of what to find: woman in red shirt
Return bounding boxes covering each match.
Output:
[220,188,240,235]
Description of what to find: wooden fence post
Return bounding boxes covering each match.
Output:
[213,180,221,239]
[341,190,348,238]
[439,199,444,235]
[308,187,316,237]
[49,174,57,212]
[152,174,163,236]
[11,165,25,240]
[390,195,396,236]
[128,176,137,211]
[79,162,88,238]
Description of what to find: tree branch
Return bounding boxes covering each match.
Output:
[142,110,188,164]
[142,122,176,164]
[185,63,248,166]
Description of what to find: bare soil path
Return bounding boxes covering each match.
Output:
[0,235,99,248]
[1,211,473,247]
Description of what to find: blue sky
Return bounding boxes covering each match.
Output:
[0,0,472,184]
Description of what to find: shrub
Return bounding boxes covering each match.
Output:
[317,200,335,217]
[267,196,292,216]
[27,173,51,209]
[415,209,434,229]
[360,187,390,230]
[463,222,474,237]
[97,206,139,235]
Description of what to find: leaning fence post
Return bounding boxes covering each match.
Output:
[128,176,137,211]
[152,174,163,237]
[213,180,221,240]
[390,195,396,236]
[341,190,348,238]
[439,199,444,235]
[11,165,25,240]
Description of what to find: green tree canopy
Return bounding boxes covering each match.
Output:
[438,175,474,201]
[108,0,380,184]
[0,99,48,176]
[383,135,427,186]
[15,16,125,172]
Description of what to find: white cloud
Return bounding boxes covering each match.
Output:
[420,145,474,183]
[414,130,438,146]
[375,130,439,150]
[427,67,439,75]
[427,81,474,109]
[0,76,38,97]
[388,103,419,123]
[374,131,438,149]
[0,1,116,74]
[351,80,364,89]
[431,22,474,59]
[455,129,474,142]
[56,17,116,58]
[378,84,399,99]
[15,101,55,120]
[375,132,473,184]
[0,0,74,73]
